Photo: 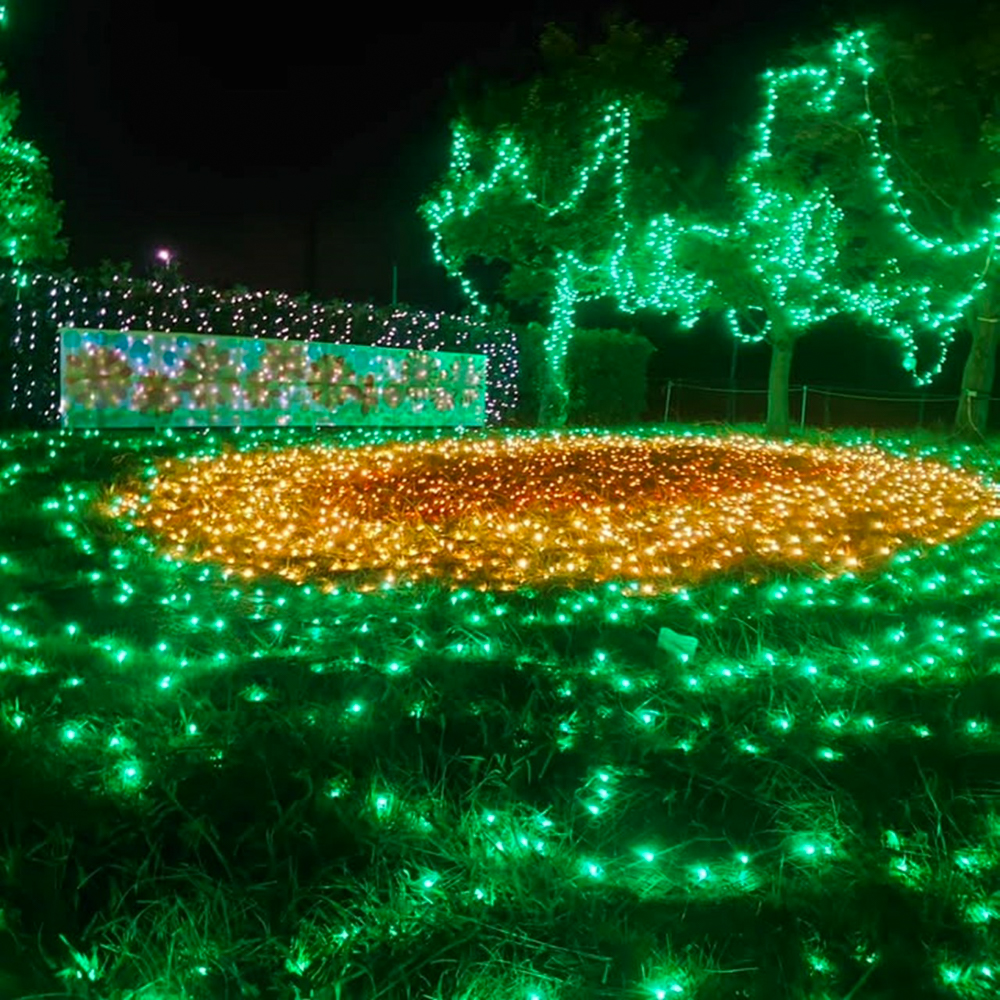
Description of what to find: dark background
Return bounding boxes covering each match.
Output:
[0,0,974,406]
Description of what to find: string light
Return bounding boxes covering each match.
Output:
[106,431,1000,592]
[2,424,1000,994]
[423,29,997,406]
[6,271,519,425]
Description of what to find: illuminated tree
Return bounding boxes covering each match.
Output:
[426,25,992,435]
[0,6,66,422]
[745,11,1000,438]
[0,2,65,267]
[829,7,1000,438]
[422,20,688,427]
[426,22,994,436]
[0,68,65,266]
[665,30,995,437]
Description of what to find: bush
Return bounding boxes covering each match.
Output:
[567,327,655,425]
[516,324,655,426]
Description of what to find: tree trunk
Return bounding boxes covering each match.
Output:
[727,338,738,424]
[537,278,575,428]
[538,343,570,427]
[955,292,998,439]
[766,332,795,437]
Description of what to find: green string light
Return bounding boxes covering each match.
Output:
[3,423,1000,997]
[5,271,521,424]
[424,29,998,397]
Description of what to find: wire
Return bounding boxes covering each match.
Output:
[659,379,967,404]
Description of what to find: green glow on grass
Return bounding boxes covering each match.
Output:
[2,423,1000,995]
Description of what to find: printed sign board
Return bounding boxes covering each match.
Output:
[59,329,487,429]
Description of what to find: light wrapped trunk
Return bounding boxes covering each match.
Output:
[766,323,796,437]
[955,299,998,439]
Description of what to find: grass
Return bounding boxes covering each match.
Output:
[1,422,1000,1000]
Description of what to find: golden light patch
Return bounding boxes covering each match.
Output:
[105,434,1000,592]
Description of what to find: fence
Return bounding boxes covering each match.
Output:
[658,379,996,431]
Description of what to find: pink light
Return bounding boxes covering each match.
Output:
[156,248,173,264]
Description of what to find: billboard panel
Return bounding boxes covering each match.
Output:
[59,329,487,429]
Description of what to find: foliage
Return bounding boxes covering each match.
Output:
[855,4,1000,235]
[512,321,547,423]
[422,19,688,426]
[515,323,655,425]
[0,69,65,266]
[445,18,689,295]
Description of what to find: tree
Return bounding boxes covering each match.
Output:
[665,29,991,436]
[0,69,65,267]
[0,5,67,425]
[850,5,1000,438]
[0,0,64,267]
[421,20,689,427]
[744,9,1000,438]
[425,22,989,435]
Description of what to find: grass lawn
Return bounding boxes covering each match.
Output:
[2,423,1000,1000]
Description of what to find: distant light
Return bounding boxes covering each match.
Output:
[155,248,173,265]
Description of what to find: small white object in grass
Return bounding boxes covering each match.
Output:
[657,626,698,660]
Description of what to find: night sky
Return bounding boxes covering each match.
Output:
[2,1,860,304]
[1,0,968,400]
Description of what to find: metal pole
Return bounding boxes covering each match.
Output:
[799,384,808,430]
[663,379,673,423]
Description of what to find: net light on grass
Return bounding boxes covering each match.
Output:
[107,431,1000,593]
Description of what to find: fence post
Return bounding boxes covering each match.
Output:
[663,380,673,424]
[799,384,808,430]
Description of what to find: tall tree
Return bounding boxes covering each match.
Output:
[0,0,65,267]
[0,70,65,267]
[0,1,67,424]
[735,8,1000,437]
[666,28,990,436]
[425,21,989,435]
[421,19,689,426]
[850,5,1000,437]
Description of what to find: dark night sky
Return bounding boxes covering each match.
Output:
[1,0,877,313]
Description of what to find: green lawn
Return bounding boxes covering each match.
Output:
[1,424,999,1000]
